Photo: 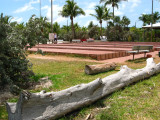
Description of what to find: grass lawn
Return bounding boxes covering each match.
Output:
[0,55,160,120]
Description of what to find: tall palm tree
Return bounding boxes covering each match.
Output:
[59,0,85,39]
[100,0,127,18]
[90,5,105,36]
[103,8,112,27]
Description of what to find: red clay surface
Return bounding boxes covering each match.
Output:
[28,42,160,61]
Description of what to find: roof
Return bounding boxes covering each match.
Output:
[142,23,160,29]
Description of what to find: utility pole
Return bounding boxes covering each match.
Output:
[40,0,41,18]
[151,0,153,42]
[51,0,53,33]
[67,19,69,32]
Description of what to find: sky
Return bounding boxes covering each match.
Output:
[0,0,160,28]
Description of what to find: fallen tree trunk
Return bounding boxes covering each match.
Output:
[6,58,160,120]
[85,63,116,75]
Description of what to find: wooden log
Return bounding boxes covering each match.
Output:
[6,58,160,120]
[85,63,116,75]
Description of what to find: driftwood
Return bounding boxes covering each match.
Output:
[85,63,116,75]
[6,58,160,120]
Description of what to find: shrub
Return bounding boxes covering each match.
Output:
[0,13,34,91]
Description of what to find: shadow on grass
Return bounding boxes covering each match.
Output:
[127,57,147,63]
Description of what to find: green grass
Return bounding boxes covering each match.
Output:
[95,74,160,120]
[1,55,160,120]
[30,58,117,91]
[0,105,7,120]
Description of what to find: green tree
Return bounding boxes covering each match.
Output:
[0,13,33,91]
[88,25,99,38]
[121,16,130,28]
[23,15,48,48]
[139,12,160,26]
[113,16,121,25]
[103,8,112,27]
[88,21,94,29]
[153,11,160,23]
[100,0,127,18]
[53,22,60,35]
[59,0,85,40]
[90,5,105,36]
[139,14,151,26]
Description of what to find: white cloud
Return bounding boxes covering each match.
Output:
[14,0,39,13]
[78,9,94,19]
[14,4,34,13]
[77,2,97,21]
[42,5,49,10]
[88,2,96,9]
[115,10,124,16]
[155,7,160,12]
[121,3,126,10]
[43,4,66,24]
[11,17,23,23]
[128,0,141,12]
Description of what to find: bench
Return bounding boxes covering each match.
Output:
[127,45,153,60]
[86,38,94,42]
[72,39,81,43]
[57,40,64,44]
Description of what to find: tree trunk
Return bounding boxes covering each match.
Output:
[71,17,75,41]
[85,63,116,75]
[112,2,115,19]
[100,22,102,36]
[113,6,114,18]
[6,58,160,120]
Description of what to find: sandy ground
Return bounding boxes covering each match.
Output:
[27,54,104,63]
[27,51,159,63]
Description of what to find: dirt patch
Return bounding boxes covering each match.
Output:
[28,51,159,64]
[0,89,15,104]
[27,54,104,63]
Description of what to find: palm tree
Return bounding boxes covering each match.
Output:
[37,16,48,46]
[100,0,127,18]
[113,16,121,25]
[121,16,130,28]
[53,22,60,35]
[62,25,70,32]
[153,11,160,23]
[88,21,94,29]
[90,5,105,36]
[103,8,112,27]
[139,14,151,26]
[59,0,85,39]
[0,13,11,24]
